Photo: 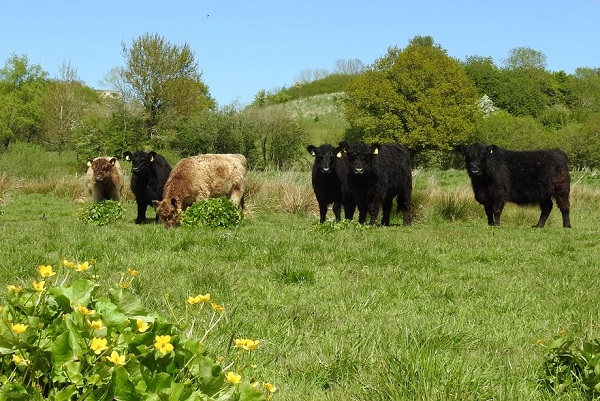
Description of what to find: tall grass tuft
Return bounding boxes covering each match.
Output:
[434,190,479,222]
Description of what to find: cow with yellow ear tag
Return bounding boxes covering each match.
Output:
[339,141,412,226]
[307,144,355,223]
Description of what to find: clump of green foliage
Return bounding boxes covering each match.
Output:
[0,260,274,400]
[538,331,600,397]
[78,200,125,226]
[181,198,243,228]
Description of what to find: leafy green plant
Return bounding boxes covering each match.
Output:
[538,331,600,397]
[0,260,275,400]
[181,198,243,228]
[77,200,125,226]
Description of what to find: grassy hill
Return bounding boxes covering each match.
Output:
[258,73,354,146]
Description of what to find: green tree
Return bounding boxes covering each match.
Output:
[463,55,503,100]
[567,67,600,120]
[502,46,547,70]
[0,54,48,148]
[344,36,478,151]
[493,47,554,117]
[120,33,214,140]
[43,61,99,151]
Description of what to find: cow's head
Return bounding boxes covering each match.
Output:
[153,198,182,227]
[456,143,492,177]
[88,157,117,182]
[123,150,156,175]
[307,144,338,174]
[339,141,378,175]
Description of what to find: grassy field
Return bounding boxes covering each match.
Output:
[1,146,600,400]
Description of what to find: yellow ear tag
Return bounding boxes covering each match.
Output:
[311,151,316,157]
[150,156,155,162]
[87,161,92,167]
[373,148,379,155]
[336,152,342,158]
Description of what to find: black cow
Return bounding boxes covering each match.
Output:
[123,150,172,224]
[456,143,571,228]
[307,144,356,223]
[338,141,412,226]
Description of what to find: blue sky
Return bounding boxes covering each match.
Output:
[1,1,599,106]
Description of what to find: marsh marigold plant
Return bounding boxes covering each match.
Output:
[0,259,272,400]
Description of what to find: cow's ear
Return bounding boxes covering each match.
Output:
[488,145,498,154]
[123,151,132,161]
[454,144,465,154]
[149,151,157,162]
[307,145,316,156]
[371,143,381,155]
[109,157,117,165]
[87,159,93,167]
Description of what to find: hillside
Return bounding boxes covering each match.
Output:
[266,92,349,146]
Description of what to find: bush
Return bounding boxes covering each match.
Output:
[181,198,243,228]
[77,200,125,226]
[538,331,600,397]
[0,260,274,400]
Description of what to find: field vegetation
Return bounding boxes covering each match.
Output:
[1,144,600,400]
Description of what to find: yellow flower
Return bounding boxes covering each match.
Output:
[263,382,277,393]
[558,329,567,336]
[127,268,139,277]
[77,305,95,315]
[7,285,23,293]
[12,354,29,364]
[87,319,104,330]
[136,319,149,333]
[210,302,224,313]
[90,337,108,355]
[32,280,45,293]
[187,293,211,305]
[38,265,56,277]
[154,335,174,354]
[226,372,241,384]
[62,259,75,268]
[235,338,259,351]
[118,282,129,289]
[107,351,126,365]
[535,339,544,346]
[75,261,89,272]
[11,323,28,334]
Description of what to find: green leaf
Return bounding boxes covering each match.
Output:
[111,365,138,400]
[51,315,84,367]
[52,385,79,401]
[0,384,30,400]
[109,288,148,316]
[49,278,99,310]
[238,382,267,401]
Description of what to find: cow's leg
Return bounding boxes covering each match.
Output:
[135,202,147,224]
[380,194,394,226]
[368,194,384,225]
[554,195,571,228]
[357,202,368,224]
[483,203,494,225]
[493,200,504,226]
[318,201,329,223]
[343,196,356,220]
[534,198,553,228]
[332,200,342,222]
[397,191,412,226]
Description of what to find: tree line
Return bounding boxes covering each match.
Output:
[1,33,599,170]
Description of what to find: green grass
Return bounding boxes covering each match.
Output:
[1,163,600,400]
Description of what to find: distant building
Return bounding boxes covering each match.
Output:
[97,90,122,100]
